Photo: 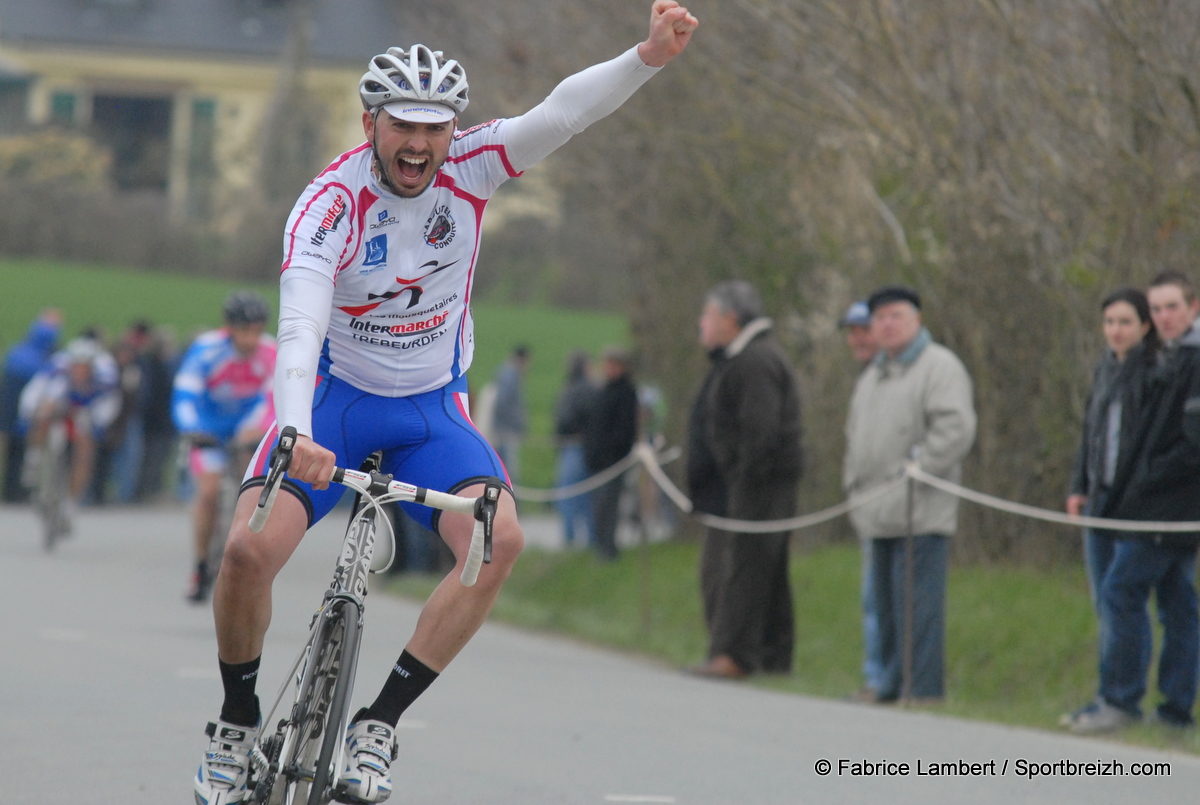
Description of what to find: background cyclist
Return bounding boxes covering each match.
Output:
[172,291,276,603]
[18,335,120,528]
[193,4,698,804]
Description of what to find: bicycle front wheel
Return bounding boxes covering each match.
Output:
[275,599,361,805]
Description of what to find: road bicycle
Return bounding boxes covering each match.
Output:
[33,414,73,551]
[241,426,499,805]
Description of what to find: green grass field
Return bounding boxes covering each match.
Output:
[0,257,628,489]
[385,541,1200,756]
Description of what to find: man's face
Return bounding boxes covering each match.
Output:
[1148,283,1199,343]
[229,323,264,357]
[67,361,94,390]
[698,301,739,350]
[871,301,922,357]
[844,324,877,364]
[363,109,454,198]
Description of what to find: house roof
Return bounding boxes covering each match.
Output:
[0,0,403,66]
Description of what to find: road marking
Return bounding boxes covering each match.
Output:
[41,628,85,642]
[177,667,221,679]
[604,797,677,803]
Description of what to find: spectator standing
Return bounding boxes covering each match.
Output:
[553,350,596,547]
[490,344,530,484]
[1,309,62,502]
[1065,288,1156,609]
[583,346,639,561]
[136,325,178,502]
[685,280,804,679]
[840,299,885,699]
[843,286,976,703]
[1067,271,1200,733]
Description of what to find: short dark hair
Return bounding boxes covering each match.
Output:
[867,285,921,313]
[705,280,763,327]
[1149,270,1196,304]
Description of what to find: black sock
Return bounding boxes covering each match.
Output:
[218,656,262,727]
[363,650,439,726]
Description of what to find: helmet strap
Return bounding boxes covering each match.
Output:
[368,111,403,196]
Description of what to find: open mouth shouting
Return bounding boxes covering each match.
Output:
[394,153,430,192]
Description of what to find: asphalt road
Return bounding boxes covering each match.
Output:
[2,504,1198,804]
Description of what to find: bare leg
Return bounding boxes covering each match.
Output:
[403,484,524,671]
[69,428,95,502]
[192,471,222,563]
[212,488,311,663]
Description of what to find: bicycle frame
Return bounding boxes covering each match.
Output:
[245,426,500,805]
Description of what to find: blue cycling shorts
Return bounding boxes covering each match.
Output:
[245,374,508,534]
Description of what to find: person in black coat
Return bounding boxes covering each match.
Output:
[583,346,639,561]
[1068,271,1200,733]
[686,280,804,679]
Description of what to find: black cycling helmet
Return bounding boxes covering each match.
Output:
[223,291,269,326]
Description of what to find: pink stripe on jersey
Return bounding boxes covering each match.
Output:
[248,419,279,478]
[446,143,522,179]
[282,182,356,273]
[316,142,371,180]
[431,173,487,379]
[338,185,381,277]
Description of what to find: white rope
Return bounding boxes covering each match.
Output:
[510,443,1200,536]
[904,464,1200,533]
[509,445,679,503]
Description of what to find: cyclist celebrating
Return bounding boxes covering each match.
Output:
[19,336,120,527]
[193,3,698,803]
[173,292,276,603]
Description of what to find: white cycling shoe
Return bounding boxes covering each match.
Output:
[336,710,396,803]
[194,718,260,805]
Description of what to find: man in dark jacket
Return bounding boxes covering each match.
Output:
[1069,271,1200,733]
[686,280,804,679]
[1,309,62,502]
[583,346,639,561]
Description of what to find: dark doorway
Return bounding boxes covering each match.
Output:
[91,94,172,191]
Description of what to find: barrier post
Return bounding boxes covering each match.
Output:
[901,473,915,703]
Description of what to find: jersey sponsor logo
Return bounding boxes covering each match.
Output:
[423,204,456,249]
[310,194,347,247]
[300,250,332,264]
[337,259,460,316]
[363,234,388,267]
[370,209,397,230]
[348,311,449,337]
[350,328,447,350]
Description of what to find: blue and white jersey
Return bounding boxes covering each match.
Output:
[172,328,277,440]
[17,346,121,430]
[273,46,662,437]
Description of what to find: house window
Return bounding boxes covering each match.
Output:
[50,92,77,127]
[91,93,171,192]
[0,79,29,134]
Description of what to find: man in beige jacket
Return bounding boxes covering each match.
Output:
[843,285,976,703]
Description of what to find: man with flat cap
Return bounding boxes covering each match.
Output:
[843,285,976,703]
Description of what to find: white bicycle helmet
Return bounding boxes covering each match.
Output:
[64,337,101,366]
[359,45,469,123]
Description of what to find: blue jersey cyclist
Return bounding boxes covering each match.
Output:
[19,336,120,521]
[173,291,277,603]
[194,4,698,804]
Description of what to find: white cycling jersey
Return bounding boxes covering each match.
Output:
[275,45,661,437]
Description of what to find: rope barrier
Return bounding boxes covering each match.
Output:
[904,464,1200,533]
[509,443,1200,536]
